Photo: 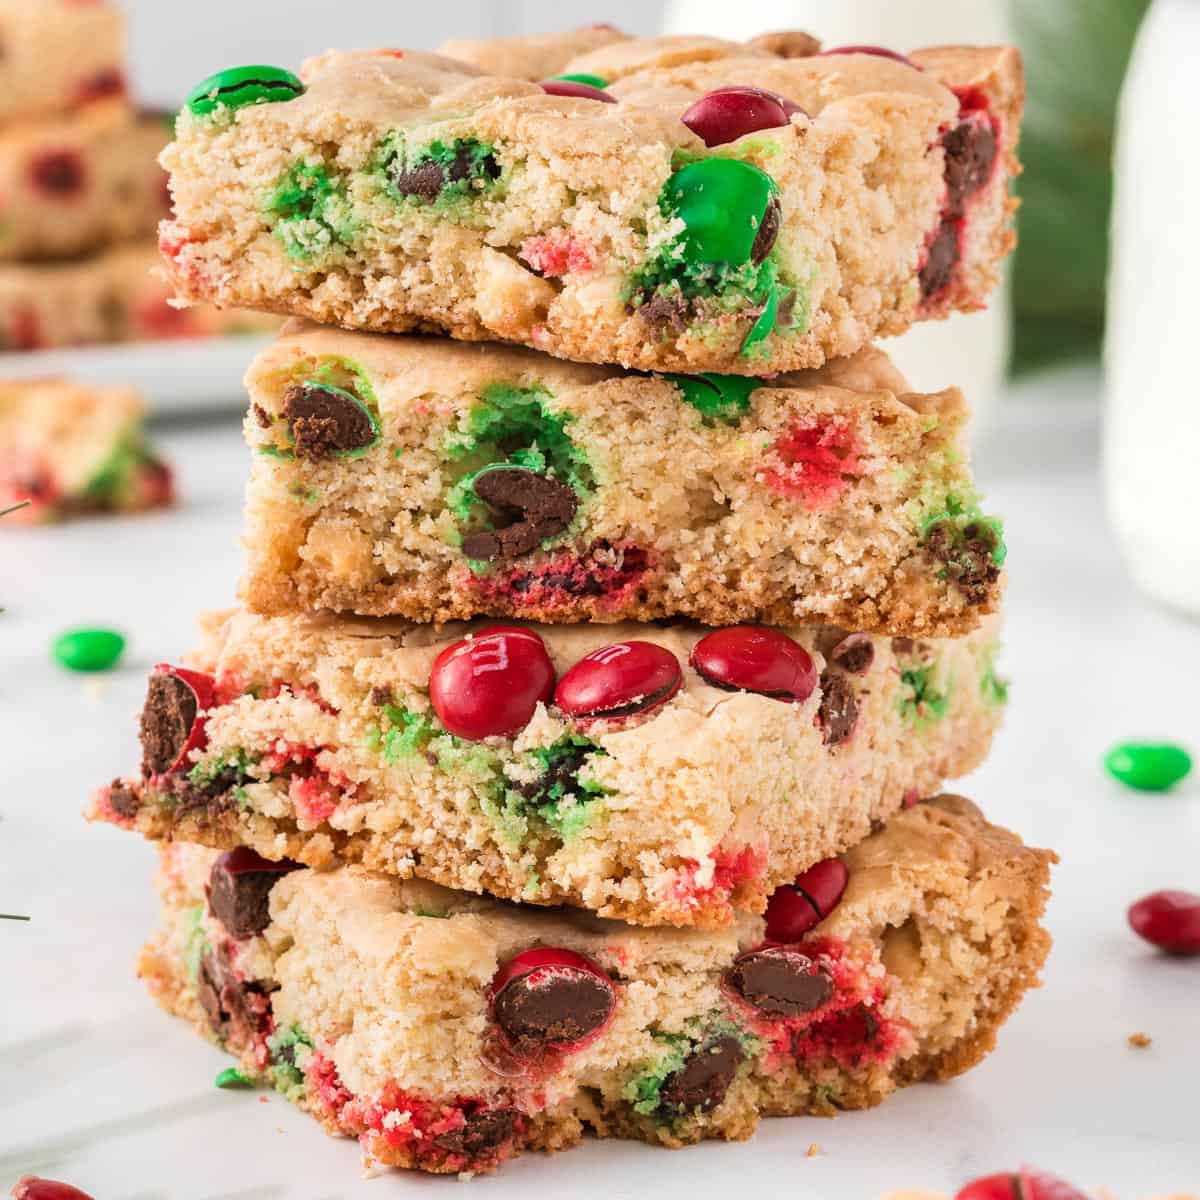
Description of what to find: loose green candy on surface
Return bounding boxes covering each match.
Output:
[52,628,125,673]
[214,1067,255,1090]
[667,372,761,422]
[186,65,305,117]
[552,72,609,88]
[662,158,778,268]
[1104,742,1192,792]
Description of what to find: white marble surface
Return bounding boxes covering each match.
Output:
[1,365,1198,1198]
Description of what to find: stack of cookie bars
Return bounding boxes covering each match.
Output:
[0,1,271,350]
[90,26,1056,1178]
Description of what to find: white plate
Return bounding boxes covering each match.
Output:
[0,335,272,415]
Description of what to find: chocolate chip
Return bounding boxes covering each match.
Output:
[515,740,593,808]
[281,383,377,460]
[251,403,273,429]
[207,847,299,939]
[829,633,874,675]
[635,289,691,334]
[925,520,1001,605]
[389,147,500,202]
[943,116,997,219]
[493,965,614,1048]
[196,947,270,1047]
[461,467,578,561]
[140,673,198,777]
[750,195,782,265]
[370,684,395,707]
[728,948,833,1017]
[658,1035,744,1114]
[817,671,859,746]
[919,220,960,299]
[108,780,141,818]
[434,1109,519,1156]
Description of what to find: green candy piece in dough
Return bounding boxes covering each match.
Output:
[214,1067,255,1090]
[1104,742,1192,792]
[53,628,125,672]
[661,159,778,268]
[552,72,609,87]
[666,373,761,423]
[741,282,781,355]
[186,65,305,117]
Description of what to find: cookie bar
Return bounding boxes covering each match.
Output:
[241,323,1004,635]
[0,245,279,352]
[0,378,173,522]
[0,1,126,125]
[0,105,168,262]
[90,610,1007,927]
[139,796,1053,1177]
[158,35,1022,376]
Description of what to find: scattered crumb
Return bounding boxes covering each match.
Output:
[83,677,110,702]
[1128,1031,1152,1049]
[806,1143,822,1158]
[258,1095,270,1103]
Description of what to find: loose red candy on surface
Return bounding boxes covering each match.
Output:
[11,1179,96,1200]
[819,44,918,69]
[690,626,818,703]
[764,857,849,942]
[140,663,218,775]
[681,86,796,147]
[956,1168,1090,1200]
[1127,889,1200,955]
[555,640,682,720]
[490,946,616,1049]
[429,627,555,740]
[539,79,616,103]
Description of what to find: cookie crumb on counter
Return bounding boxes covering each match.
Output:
[1128,1031,1152,1048]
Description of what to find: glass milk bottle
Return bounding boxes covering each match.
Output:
[1104,0,1200,618]
[664,0,1013,441]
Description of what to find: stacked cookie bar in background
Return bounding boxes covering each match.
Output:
[0,0,275,352]
[90,27,1056,1178]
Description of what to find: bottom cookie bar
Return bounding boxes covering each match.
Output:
[140,796,1053,1178]
[0,377,172,521]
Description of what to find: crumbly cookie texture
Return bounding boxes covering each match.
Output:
[90,609,1007,927]
[0,378,173,522]
[0,244,280,352]
[0,1,126,125]
[159,35,1022,376]
[0,106,168,262]
[241,324,1003,635]
[140,796,1053,1177]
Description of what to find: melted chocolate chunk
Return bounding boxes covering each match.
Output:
[829,634,874,675]
[390,147,501,202]
[434,1109,519,1157]
[251,403,273,429]
[107,781,141,819]
[196,947,271,1048]
[728,948,833,1017]
[818,671,859,747]
[658,1036,744,1114]
[751,194,782,265]
[925,520,1001,605]
[207,848,299,939]
[461,467,578,561]
[635,290,691,334]
[943,116,997,219]
[515,740,592,808]
[140,673,197,777]
[369,684,395,707]
[281,383,377,459]
[493,967,613,1048]
[919,220,960,299]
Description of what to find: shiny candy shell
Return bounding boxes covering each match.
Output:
[661,158,779,269]
[186,65,305,117]
[554,640,682,720]
[690,626,818,703]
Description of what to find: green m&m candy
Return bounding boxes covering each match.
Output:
[214,1067,255,1089]
[551,72,609,88]
[661,158,780,268]
[1104,741,1192,792]
[186,65,305,117]
[666,372,760,422]
[53,627,125,672]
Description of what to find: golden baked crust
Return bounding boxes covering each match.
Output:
[139,796,1053,1176]
[159,36,1023,376]
[91,609,1008,928]
[240,325,1004,635]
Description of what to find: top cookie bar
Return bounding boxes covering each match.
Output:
[0,1,126,125]
[159,32,1023,376]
